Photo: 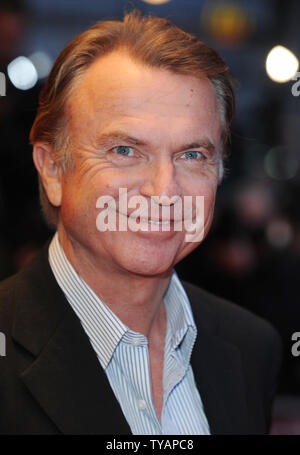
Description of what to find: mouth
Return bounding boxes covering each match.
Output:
[117,211,177,223]
[116,212,182,235]
[136,216,174,225]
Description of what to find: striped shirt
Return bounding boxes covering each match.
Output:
[48,233,210,435]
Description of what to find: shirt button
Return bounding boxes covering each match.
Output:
[132,339,141,347]
[137,399,147,411]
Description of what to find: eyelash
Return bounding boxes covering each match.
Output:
[112,145,135,156]
[111,145,207,162]
[181,151,206,161]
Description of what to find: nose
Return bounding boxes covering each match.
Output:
[139,158,182,204]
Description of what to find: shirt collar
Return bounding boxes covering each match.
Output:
[48,233,127,368]
[164,271,197,368]
[48,233,197,369]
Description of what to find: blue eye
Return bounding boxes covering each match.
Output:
[183,151,203,160]
[114,145,134,156]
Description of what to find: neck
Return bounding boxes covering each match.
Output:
[57,228,171,338]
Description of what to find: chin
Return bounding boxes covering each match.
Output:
[114,254,175,278]
[103,231,185,276]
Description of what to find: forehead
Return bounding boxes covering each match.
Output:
[68,50,221,143]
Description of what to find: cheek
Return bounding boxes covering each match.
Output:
[190,177,217,203]
[191,180,217,227]
[60,174,95,225]
[204,190,217,223]
[204,186,217,210]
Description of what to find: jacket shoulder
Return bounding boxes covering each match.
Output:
[0,273,20,330]
[0,244,53,332]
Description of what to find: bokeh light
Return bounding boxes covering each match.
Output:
[142,0,171,4]
[29,51,52,80]
[266,45,299,83]
[264,146,299,180]
[7,56,38,90]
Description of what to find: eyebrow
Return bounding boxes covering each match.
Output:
[181,139,216,154]
[96,131,147,147]
[96,130,216,154]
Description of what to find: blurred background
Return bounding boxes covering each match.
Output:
[0,0,300,434]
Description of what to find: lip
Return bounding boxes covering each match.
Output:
[114,211,184,237]
[118,212,181,223]
[136,216,174,223]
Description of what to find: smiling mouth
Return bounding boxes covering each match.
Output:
[119,212,178,223]
[138,217,172,225]
[116,211,187,224]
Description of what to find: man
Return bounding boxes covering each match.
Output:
[0,10,281,434]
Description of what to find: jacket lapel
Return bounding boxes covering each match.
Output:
[191,331,250,434]
[184,283,251,435]
[12,245,131,434]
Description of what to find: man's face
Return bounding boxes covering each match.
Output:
[57,50,222,276]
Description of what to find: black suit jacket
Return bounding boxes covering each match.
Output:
[0,244,282,434]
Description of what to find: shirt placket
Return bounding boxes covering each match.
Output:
[122,332,162,434]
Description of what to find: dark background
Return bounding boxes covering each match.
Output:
[0,0,300,434]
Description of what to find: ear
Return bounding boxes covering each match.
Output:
[32,143,62,207]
